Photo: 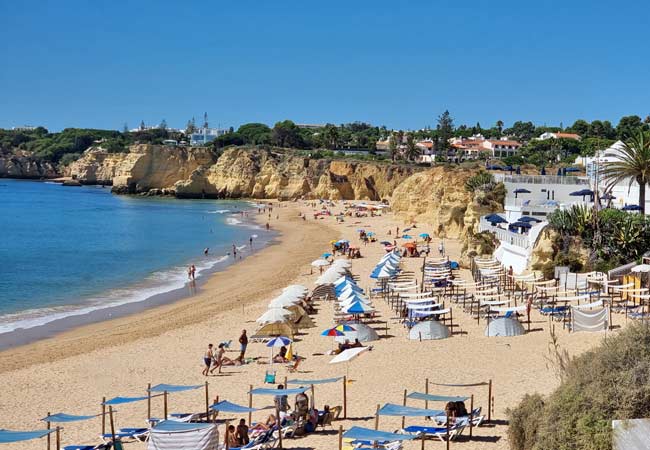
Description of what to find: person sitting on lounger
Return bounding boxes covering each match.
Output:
[224,425,238,448]
[251,414,277,432]
[294,391,310,420]
[351,339,364,348]
[236,419,250,446]
[273,346,288,363]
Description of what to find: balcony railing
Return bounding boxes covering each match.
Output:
[479,220,531,249]
[494,174,590,185]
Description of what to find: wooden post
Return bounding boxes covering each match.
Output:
[46,412,51,450]
[421,432,426,450]
[311,384,316,409]
[205,381,210,423]
[469,394,474,437]
[446,414,450,450]
[487,379,493,423]
[109,406,116,444]
[374,404,380,430]
[55,427,60,450]
[343,376,348,419]
[248,385,253,425]
[101,397,106,436]
[402,389,407,428]
[225,420,230,450]
[276,406,283,449]
[147,383,151,422]
[284,376,287,389]
[164,391,168,420]
[338,425,343,450]
[424,378,429,410]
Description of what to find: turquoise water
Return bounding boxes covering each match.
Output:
[0,179,265,334]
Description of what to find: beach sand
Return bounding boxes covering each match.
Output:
[0,202,621,449]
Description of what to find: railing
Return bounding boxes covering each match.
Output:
[504,200,562,211]
[494,174,590,185]
[479,220,531,249]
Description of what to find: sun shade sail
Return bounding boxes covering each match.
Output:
[377,403,444,417]
[103,396,148,405]
[343,426,417,442]
[286,377,343,385]
[0,429,54,443]
[42,413,96,423]
[152,420,214,432]
[210,400,261,413]
[149,384,203,393]
[249,387,310,396]
[406,392,469,403]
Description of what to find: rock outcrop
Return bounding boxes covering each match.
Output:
[0,150,58,179]
[70,145,418,200]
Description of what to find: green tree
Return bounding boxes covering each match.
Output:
[186,117,196,134]
[601,131,650,214]
[388,133,398,162]
[323,124,340,149]
[588,120,615,139]
[436,110,454,154]
[616,115,644,140]
[568,119,590,136]
[404,133,420,161]
[496,120,504,135]
[237,123,272,145]
[272,120,303,148]
[159,119,167,130]
[505,121,536,140]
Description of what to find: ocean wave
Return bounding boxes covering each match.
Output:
[206,209,231,214]
[226,217,243,225]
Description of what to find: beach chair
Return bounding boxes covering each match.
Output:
[264,370,276,384]
[64,444,111,450]
[101,427,148,443]
[318,411,334,429]
[401,417,468,442]
[286,357,303,373]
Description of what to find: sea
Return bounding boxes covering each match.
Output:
[0,179,270,347]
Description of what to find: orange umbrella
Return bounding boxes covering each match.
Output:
[402,242,417,249]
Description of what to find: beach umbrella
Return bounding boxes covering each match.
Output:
[283,284,307,295]
[484,213,507,225]
[517,216,542,223]
[321,327,345,337]
[266,336,293,365]
[256,308,293,325]
[330,346,368,364]
[335,324,356,332]
[371,266,396,279]
[322,252,332,258]
[623,204,641,211]
[419,233,430,239]
[513,188,531,199]
[367,232,375,237]
[379,241,391,245]
[269,296,301,308]
[402,242,417,249]
[345,301,374,314]
[311,259,330,267]
[570,189,594,202]
[401,234,413,239]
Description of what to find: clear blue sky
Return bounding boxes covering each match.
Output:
[1,0,649,132]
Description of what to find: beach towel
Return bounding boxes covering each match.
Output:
[571,307,608,332]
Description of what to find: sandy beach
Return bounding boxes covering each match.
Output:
[0,201,620,450]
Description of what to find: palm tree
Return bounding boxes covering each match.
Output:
[601,131,650,215]
[404,133,420,161]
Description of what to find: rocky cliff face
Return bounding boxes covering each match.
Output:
[0,150,58,179]
[70,145,418,200]
[391,167,504,240]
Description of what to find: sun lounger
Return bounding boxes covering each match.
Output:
[401,420,466,441]
[64,445,111,450]
[349,439,403,449]
[101,427,148,442]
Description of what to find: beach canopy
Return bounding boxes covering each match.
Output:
[0,429,55,443]
[406,392,469,403]
[210,400,260,413]
[377,403,444,417]
[623,204,642,211]
[250,387,310,396]
[509,221,532,229]
[484,214,507,224]
[485,317,526,337]
[287,377,343,385]
[149,384,202,393]
[282,284,308,295]
[269,296,301,308]
[345,301,374,314]
[518,216,542,223]
[254,322,295,339]
[311,259,330,267]
[343,426,417,442]
[334,322,379,343]
[266,336,292,347]
[147,421,218,450]
[103,396,148,405]
[570,189,594,197]
[513,188,531,194]
[408,320,450,340]
[321,327,345,337]
[330,346,368,364]
[41,413,95,423]
[419,233,430,238]
[256,308,293,325]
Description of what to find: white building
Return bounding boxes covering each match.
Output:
[12,125,38,131]
[538,131,582,141]
[190,127,227,146]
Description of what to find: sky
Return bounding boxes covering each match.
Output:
[1,0,650,132]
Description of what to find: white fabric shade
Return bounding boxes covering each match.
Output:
[256,308,293,325]
[329,346,369,364]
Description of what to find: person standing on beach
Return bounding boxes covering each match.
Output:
[232,244,237,258]
[266,222,270,230]
[202,344,214,376]
[237,330,248,362]
[188,265,193,280]
[190,264,196,280]
[249,236,253,247]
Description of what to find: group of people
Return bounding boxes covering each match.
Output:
[201,330,248,376]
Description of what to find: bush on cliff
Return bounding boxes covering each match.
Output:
[507,323,650,450]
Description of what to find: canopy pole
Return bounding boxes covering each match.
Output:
[55,426,60,450]
[284,376,287,389]
[424,378,429,410]
[164,390,168,420]
[338,425,343,450]
[47,412,51,450]
[311,384,316,410]
[488,379,492,423]
[205,381,210,423]
[343,376,348,419]
[446,414,450,450]
[109,406,116,444]
[276,406,283,449]
[147,383,151,423]
[101,397,106,436]
[374,404,380,430]
[421,432,426,450]
[248,384,253,425]
[469,394,474,437]
[225,420,230,450]
[401,389,407,428]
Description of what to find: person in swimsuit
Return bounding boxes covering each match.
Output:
[238,330,248,362]
[211,343,235,374]
[202,344,213,376]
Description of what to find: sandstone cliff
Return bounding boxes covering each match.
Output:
[70,145,418,200]
[0,150,58,179]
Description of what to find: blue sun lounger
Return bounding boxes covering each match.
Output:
[403,418,469,441]
[101,427,148,441]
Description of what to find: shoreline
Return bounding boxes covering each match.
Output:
[0,202,336,373]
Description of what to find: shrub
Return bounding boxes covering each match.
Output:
[464,171,494,192]
[507,393,545,450]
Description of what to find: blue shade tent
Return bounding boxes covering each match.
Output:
[513,188,531,199]
[210,400,261,413]
[570,189,594,199]
[42,413,96,423]
[623,204,642,211]
[0,429,54,443]
[377,403,444,417]
[517,216,542,223]
[564,167,580,173]
[149,384,202,393]
[600,193,616,200]
[249,387,310,396]
[419,233,430,238]
[509,221,532,229]
[152,420,214,432]
[484,214,507,225]
[406,392,469,402]
[343,426,416,442]
[103,396,148,405]
[287,377,343,385]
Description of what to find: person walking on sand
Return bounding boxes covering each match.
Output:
[438,240,445,257]
[202,344,214,376]
[237,330,248,362]
[266,222,270,230]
